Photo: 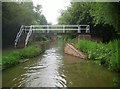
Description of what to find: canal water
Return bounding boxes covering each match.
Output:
[2,41,119,87]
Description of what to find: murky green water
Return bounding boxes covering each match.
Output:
[2,41,119,87]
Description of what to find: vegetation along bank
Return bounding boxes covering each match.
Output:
[2,43,45,70]
[74,39,120,72]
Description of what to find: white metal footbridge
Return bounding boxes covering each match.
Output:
[14,25,90,48]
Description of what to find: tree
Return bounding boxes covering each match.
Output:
[58,2,120,42]
[2,2,48,48]
[90,2,120,33]
[58,2,93,25]
[35,5,42,14]
[39,15,47,25]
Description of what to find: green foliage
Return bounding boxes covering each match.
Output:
[2,51,20,69]
[75,40,120,72]
[58,2,92,25]
[58,2,120,41]
[106,40,120,72]
[58,2,120,33]
[64,37,77,44]
[90,2,120,33]
[0,55,1,63]
[19,44,42,58]
[2,44,43,70]
[32,34,50,42]
[2,2,48,48]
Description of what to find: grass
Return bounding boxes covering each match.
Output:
[75,39,120,72]
[2,44,43,70]
[0,55,2,70]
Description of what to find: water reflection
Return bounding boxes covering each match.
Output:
[2,41,119,87]
[60,54,119,87]
[24,45,66,87]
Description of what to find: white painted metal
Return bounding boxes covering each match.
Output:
[31,29,79,31]
[14,25,24,48]
[15,25,90,47]
[25,25,33,47]
[86,25,90,33]
[63,25,65,33]
[78,26,80,33]
[47,25,49,33]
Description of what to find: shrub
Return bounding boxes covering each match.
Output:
[19,45,42,58]
[75,39,120,72]
[2,44,43,70]
[2,51,20,69]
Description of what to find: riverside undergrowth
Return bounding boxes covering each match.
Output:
[75,40,120,72]
[2,44,43,70]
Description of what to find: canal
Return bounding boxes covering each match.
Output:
[2,40,119,87]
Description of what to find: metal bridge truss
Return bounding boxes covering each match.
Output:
[15,25,90,47]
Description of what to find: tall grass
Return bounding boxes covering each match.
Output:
[75,40,120,72]
[2,44,43,70]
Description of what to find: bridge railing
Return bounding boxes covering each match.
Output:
[25,26,33,47]
[29,25,90,33]
[14,25,24,48]
[15,25,90,47]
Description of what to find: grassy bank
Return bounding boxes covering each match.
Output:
[2,44,43,70]
[75,40,120,72]
[64,37,120,72]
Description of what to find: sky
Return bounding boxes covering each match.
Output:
[32,0,70,24]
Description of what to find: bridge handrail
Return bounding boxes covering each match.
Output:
[31,25,89,27]
[25,25,33,47]
[15,24,90,48]
[22,25,90,31]
[14,25,24,47]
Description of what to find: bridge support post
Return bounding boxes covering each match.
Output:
[78,26,81,33]
[86,25,90,33]
[47,25,49,33]
[63,25,65,33]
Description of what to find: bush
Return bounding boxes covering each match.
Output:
[106,40,120,72]
[2,44,43,70]
[2,51,20,69]
[19,45,42,58]
[75,39,120,72]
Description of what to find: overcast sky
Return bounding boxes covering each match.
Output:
[32,0,70,24]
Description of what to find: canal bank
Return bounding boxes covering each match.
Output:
[2,40,50,70]
[2,40,119,87]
